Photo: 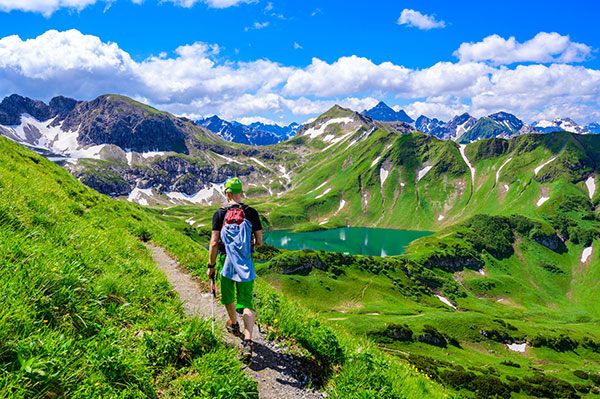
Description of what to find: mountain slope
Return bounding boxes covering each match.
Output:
[533,118,590,134]
[429,113,477,141]
[415,115,445,133]
[0,136,257,398]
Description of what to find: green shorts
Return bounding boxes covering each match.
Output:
[218,255,255,314]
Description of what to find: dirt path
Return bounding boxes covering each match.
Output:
[146,244,324,399]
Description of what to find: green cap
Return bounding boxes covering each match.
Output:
[225,177,243,194]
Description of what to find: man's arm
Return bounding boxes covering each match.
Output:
[253,230,263,246]
[207,230,220,278]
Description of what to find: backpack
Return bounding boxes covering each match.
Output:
[220,204,256,282]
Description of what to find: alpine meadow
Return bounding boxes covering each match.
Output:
[1,1,600,398]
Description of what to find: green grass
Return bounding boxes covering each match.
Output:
[0,137,257,398]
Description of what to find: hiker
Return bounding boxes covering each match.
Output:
[207,177,263,361]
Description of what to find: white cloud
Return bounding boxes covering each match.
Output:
[294,42,302,50]
[283,56,411,97]
[0,0,99,16]
[455,32,592,65]
[236,116,282,126]
[163,0,257,8]
[1,29,599,125]
[0,0,254,15]
[403,98,470,122]
[397,9,445,30]
[245,21,269,31]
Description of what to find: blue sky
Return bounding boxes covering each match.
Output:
[0,0,599,125]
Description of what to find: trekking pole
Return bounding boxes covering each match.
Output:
[210,276,216,334]
[254,290,261,333]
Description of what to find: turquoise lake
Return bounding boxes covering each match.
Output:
[264,227,433,257]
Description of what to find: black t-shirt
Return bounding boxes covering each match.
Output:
[212,203,263,254]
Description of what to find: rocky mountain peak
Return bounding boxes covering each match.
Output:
[0,94,53,125]
[60,94,190,153]
[362,101,414,124]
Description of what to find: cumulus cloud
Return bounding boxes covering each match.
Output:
[1,29,599,125]
[0,0,100,16]
[293,42,302,50]
[455,32,592,65]
[403,97,471,121]
[397,9,445,30]
[283,56,411,97]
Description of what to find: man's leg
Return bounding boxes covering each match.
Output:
[220,276,238,325]
[235,280,255,341]
[242,308,255,340]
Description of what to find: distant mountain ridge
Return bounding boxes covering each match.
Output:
[195,115,299,145]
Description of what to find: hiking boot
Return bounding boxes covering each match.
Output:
[226,320,242,337]
[240,339,253,363]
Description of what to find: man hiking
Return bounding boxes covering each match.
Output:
[207,177,263,361]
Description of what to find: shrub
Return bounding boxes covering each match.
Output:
[574,370,590,380]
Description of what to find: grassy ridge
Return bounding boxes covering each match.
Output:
[0,137,256,398]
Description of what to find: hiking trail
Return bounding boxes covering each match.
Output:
[145,243,325,399]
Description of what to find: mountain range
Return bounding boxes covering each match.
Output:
[2,92,600,210]
[361,102,600,142]
[196,115,299,145]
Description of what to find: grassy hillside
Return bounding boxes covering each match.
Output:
[254,131,600,233]
[257,211,600,398]
[0,137,455,398]
[0,137,256,398]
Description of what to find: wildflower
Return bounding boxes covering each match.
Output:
[84,306,88,310]
[43,320,48,323]
[274,319,279,324]
[94,382,99,387]
[150,379,154,383]
[51,267,57,272]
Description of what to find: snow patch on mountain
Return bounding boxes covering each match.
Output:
[496,157,512,184]
[459,144,475,186]
[213,152,244,165]
[279,165,292,184]
[581,246,593,263]
[507,343,527,353]
[534,156,558,175]
[586,175,596,199]
[536,196,550,207]
[1,114,112,160]
[435,295,457,310]
[315,188,331,199]
[417,165,432,182]
[166,183,226,205]
[127,187,154,206]
[336,199,346,214]
[380,166,390,187]
[304,117,355,139]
